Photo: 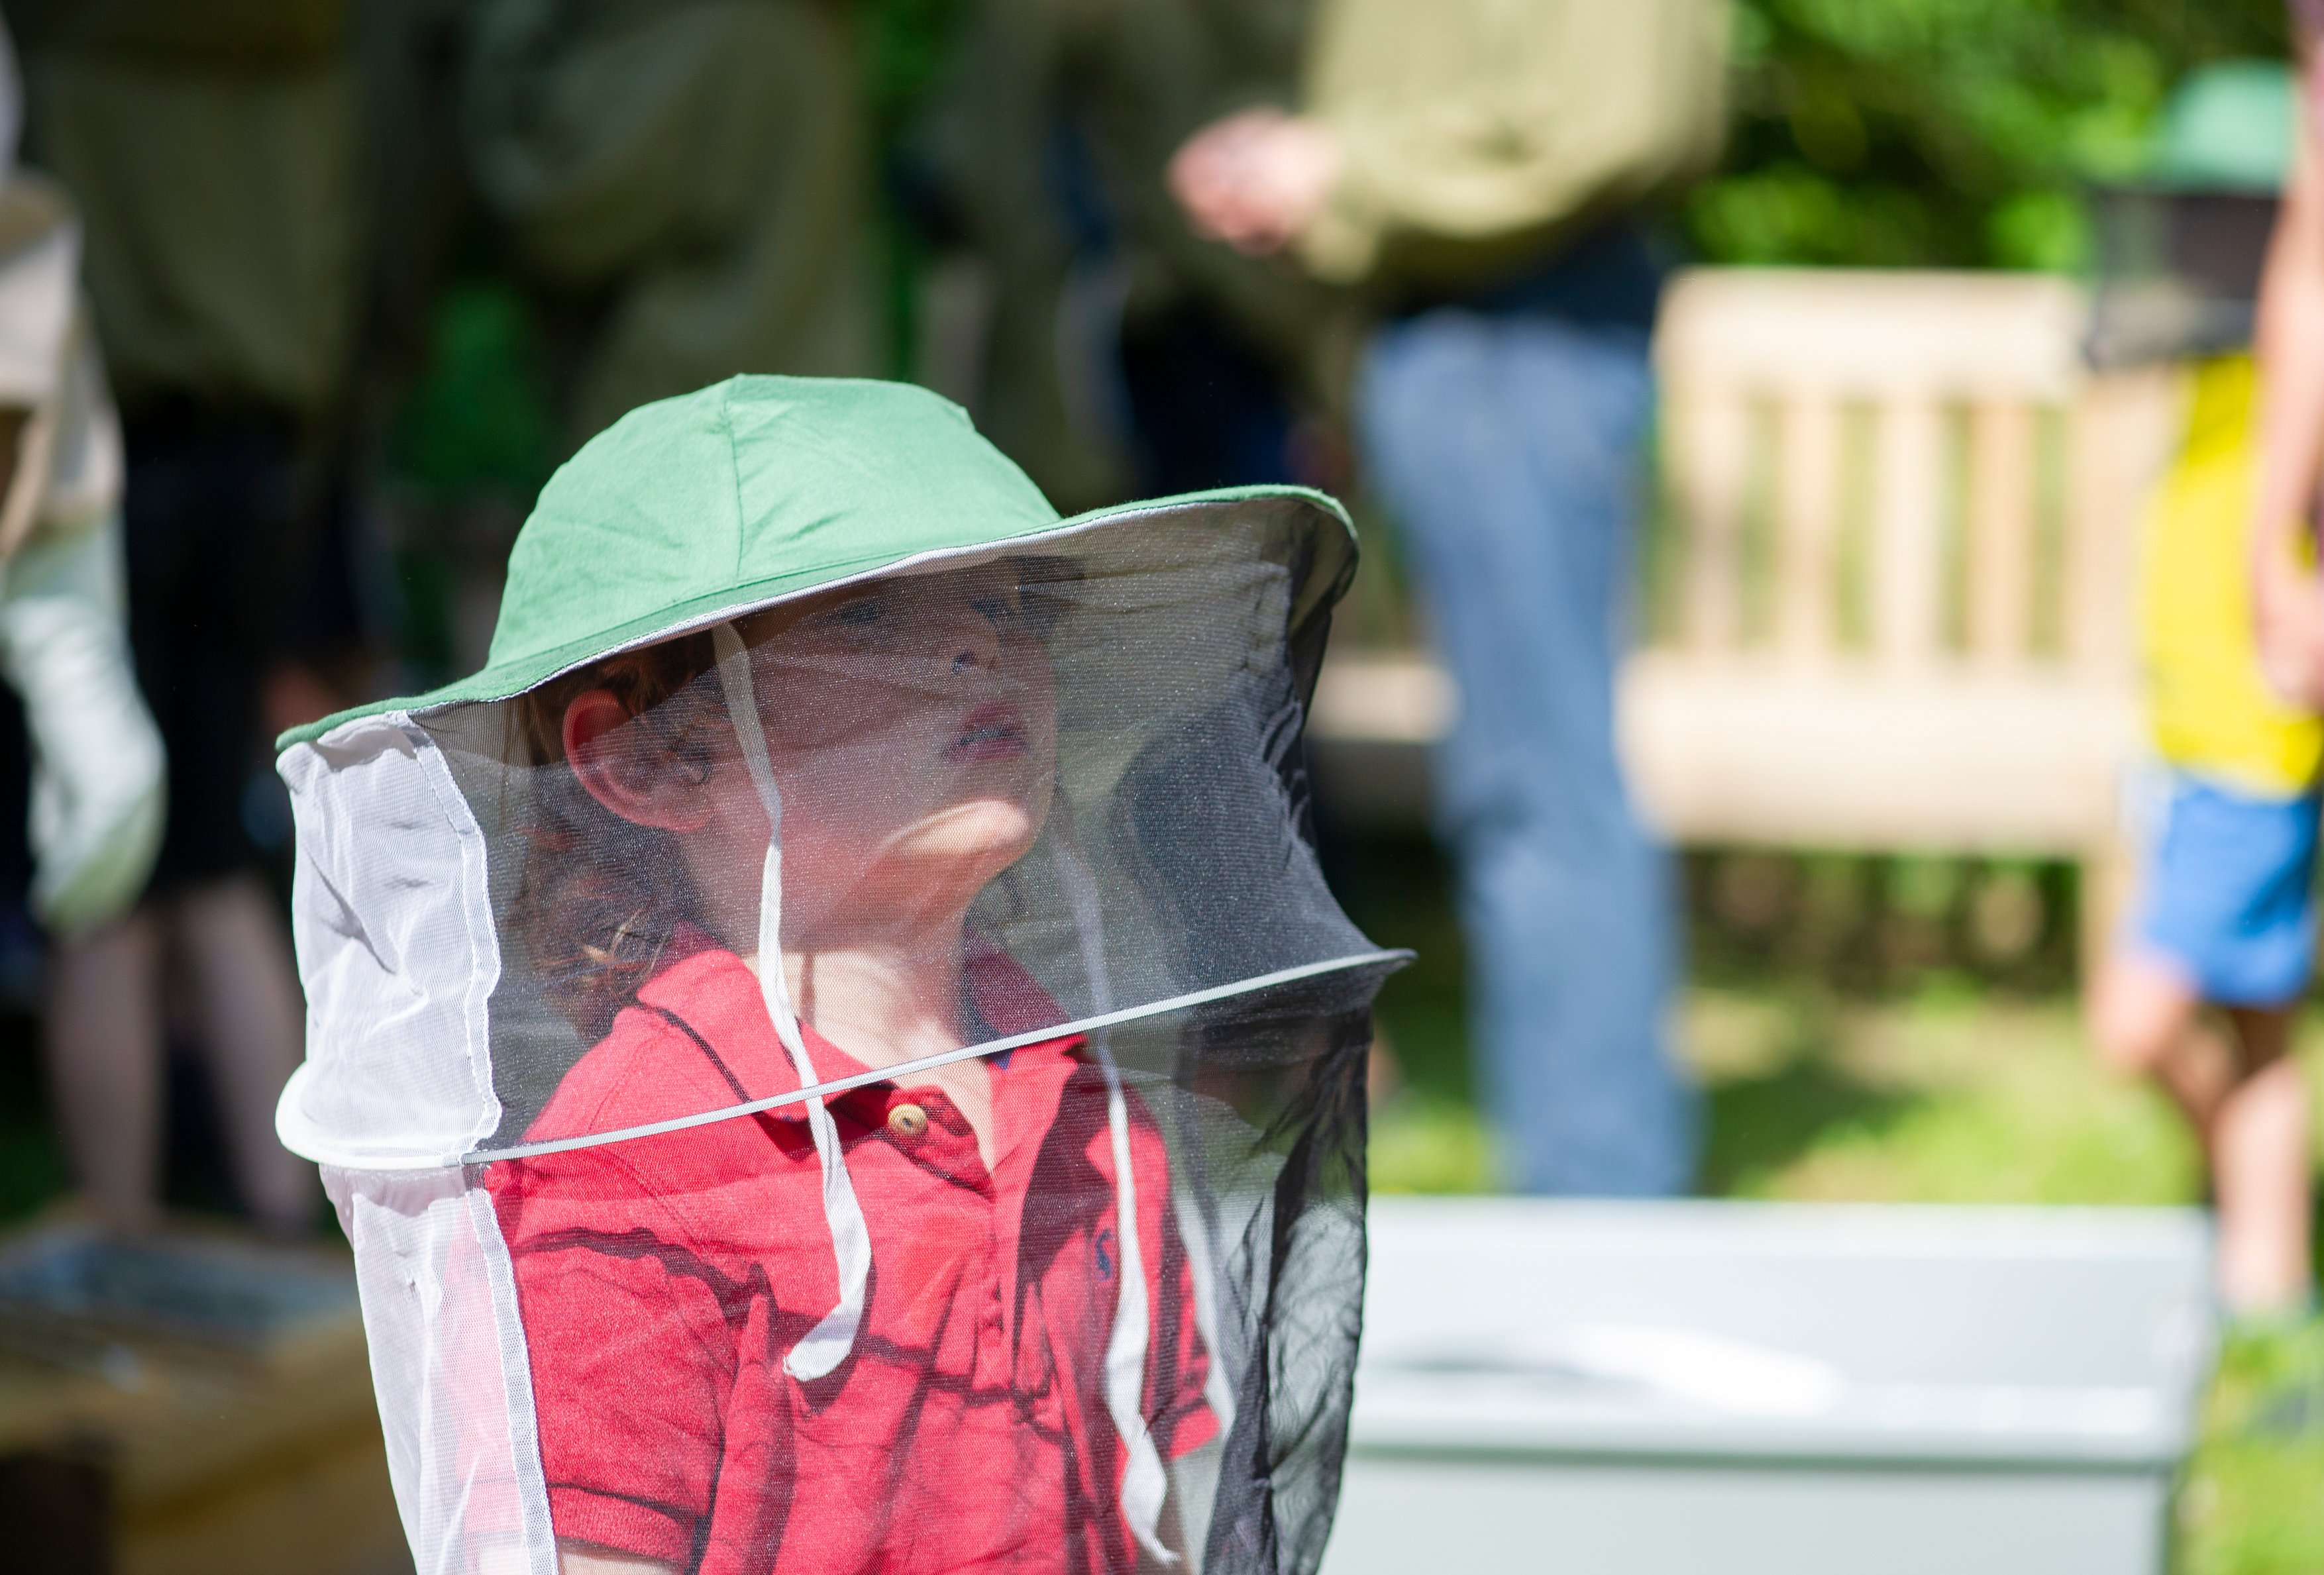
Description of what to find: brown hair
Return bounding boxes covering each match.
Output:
[507,631,724,1042]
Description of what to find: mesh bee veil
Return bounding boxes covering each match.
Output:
[277,378,1400,1575]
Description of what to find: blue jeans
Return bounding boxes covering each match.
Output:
[1358,309,1697,1195]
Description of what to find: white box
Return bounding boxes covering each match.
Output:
[1324,1199,2217,1575]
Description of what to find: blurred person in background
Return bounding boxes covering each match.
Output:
[2104,18,2324,1321]
[0,17,170,1231]
[460,0,882,458]
[916,0,1334,510]
[10,0,351,1234]
[1169,0,1727,1195]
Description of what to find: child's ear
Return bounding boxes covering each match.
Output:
[564,689,714,832]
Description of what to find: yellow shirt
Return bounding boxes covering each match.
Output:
[2138,354,2324,795]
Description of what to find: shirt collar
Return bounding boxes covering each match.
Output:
[634,940,1085,1114]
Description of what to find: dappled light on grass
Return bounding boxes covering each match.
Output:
[1367,1096,1499,1195]
[1688,986,2203,1205]
[1368,982,2214,1207]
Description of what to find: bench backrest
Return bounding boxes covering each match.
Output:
[1651,268,2182,680]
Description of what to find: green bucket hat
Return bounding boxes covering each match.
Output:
[280,374,1356,751]
[2140,59,2297,194]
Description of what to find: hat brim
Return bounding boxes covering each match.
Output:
[277,484,1356,755]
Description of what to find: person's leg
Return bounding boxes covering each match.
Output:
[43,915,163,1231]
[174,874,317,1234]
[2095,775,2318,1313]
[2215,1005,2314,1316]
[2092,955,2313,1313]
[2090,948,2233,1140]
[1357,311,1693,1196]
[121,415,316,1233]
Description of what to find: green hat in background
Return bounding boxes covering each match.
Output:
[2142,59,2297,194]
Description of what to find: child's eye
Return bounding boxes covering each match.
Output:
[835,598,886,628]
[971,594,1018,626]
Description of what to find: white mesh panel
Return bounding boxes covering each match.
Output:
[329,1164,556,1575]
[282,714,503,1168]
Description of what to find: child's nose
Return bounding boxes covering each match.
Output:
[948,616,1001,674]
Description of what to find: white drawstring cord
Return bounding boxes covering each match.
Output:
[712,623,871,1382]
[1053,833,1177,1565]
[709,620,1168,1552]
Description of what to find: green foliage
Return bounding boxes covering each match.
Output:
[389,281,555,505]
[863,0,967,133]
[1691,0,2291,270]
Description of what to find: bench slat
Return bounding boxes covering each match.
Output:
[1967,399,2038,663]
[1775,395,1844,659]
[1668,385,1751,652]
[1872,395,1945,668]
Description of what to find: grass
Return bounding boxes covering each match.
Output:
[1685,982,2205,1205]
[2187,1321,2324,1575]
[1365,979,2219,1209]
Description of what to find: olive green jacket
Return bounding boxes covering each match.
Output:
[17,0,357,418]
[463,0,880,451]
[1299,0,1730,287]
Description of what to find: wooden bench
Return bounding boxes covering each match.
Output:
[1311,268,2187,966]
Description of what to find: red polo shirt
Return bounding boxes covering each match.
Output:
[484,941,1214,1575]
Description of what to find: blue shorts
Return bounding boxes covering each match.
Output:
[2129,777,2321,1007]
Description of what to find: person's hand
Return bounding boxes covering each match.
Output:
[2253,556,2324,709]
[1167,109,1341,257]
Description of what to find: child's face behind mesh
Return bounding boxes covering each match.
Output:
[745,562,1058,946]
[565,562,1058,956]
